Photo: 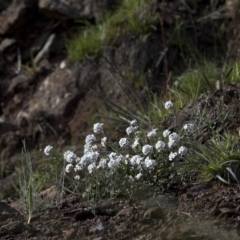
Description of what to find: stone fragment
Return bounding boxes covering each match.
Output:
[116,206,134,217]
[141,195,178,209]
[1,221,25,234]
[38,0,114,20]
[143,207,164,220]
[0,2,28,35]
[0,118,18,135]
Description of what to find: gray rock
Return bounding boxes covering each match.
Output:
[27,67,81,117]
[39,0,117,20]
[0,2,28,35]
[0,120,18,135]
[140,195,178,209]
[0,201,18,214]
[143,207,164,220]
[1,221,25,234]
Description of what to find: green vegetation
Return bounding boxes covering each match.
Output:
[66,0,158,61]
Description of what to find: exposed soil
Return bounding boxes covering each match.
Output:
[1,182,240,239]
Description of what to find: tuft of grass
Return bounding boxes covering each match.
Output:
[225,61,240,85]
[189,133,240,184]
[66,23,107,61]
[18,141,42,224]
[66,0,158,61]
[173,60,220,100]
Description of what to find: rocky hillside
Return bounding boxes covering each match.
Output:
[0,0,239,199]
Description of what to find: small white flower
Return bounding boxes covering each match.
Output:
[97,158,107,169]
[132,138,140,149]
[135,172,143,180]
[183,123,194,133]
[130,119,138,126]
[126,126,138,135]
[93,123,104,134]
[119,138,130,148]
[130,155,143,165]
[142,144,153,155]
[163,129,171,137]
[155,141,165,152]
[84,143,99,153]
[108,159,118,169]
[107,152,123,169]
[169,132,180,142]
[88,162,96,174]
[147,128,158,138]
[178,146,188,156]
[64,150,77,163]
[144,157,156,169]
[101,137,107,147]
[74,163,82,171]
[65,163,73,173]
[164,101,173,109]
[80,152,99,165]
[85,134,96,145]
[126,126,134,135]
[44,145,53,156]
[74,175,80,180]
[168,139,178,148]
[169,152,178,161]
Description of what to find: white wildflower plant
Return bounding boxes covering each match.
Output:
[43,112,197,206]
[37,90,240,212]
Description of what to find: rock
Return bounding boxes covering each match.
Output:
[27,68,82,117]
[64,228,77,239]
[92,237,104,240]
[89,220,106,233]
[0,118,18,135]
[1,221,25,234]
[38,0,117,20]
[6,72,33,94]
[0,2,29,35]
[0,38,16,53]
[0,201,18,214]
[143,207,164,220]
[116,206,134,217]
[219,208,239,218]
[140,195,178,209]
[0,201,18,221]
[181,193,194,201]
[75,209,95,221]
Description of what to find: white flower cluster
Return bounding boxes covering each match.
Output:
[155,141,165,152]
[61,117,192,188]
[183,123,194,133]
[119,138,130,148]
[93,123,104,134]
[164,101,173,110]
[144,157,156,169]
[147,128,158,138]
[163,129,171,137]
[169,152,177,161]
[44,145,53,156]
[168,132,180,148]
[142,144,153,155]
[178,146,188,156]
[130,155,143,165]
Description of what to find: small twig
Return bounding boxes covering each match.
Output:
[16,47,22,74]
[34,33,55,64]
